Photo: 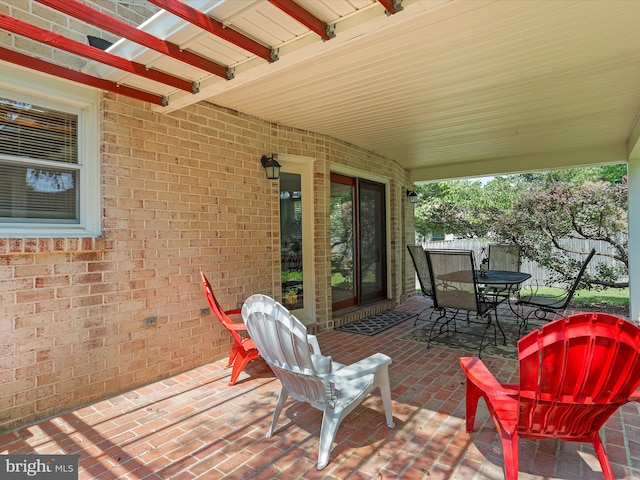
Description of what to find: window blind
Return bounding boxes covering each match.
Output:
[0,98,79,222]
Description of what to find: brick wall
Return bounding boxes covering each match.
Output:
[0,0,415,432]
[0,93,414,432]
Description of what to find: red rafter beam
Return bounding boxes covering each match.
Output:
[268,0,335,41]
[378,0,403,14]
[34,0,232,79]
[0,13,196,93]
[147,0,277,62]
[0,46,166,106]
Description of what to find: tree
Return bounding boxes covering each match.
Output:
[519,164,627,185]
[330,194,354,283]
[414,177,520,239]
[493,180,628,288]
[414,165,628,289]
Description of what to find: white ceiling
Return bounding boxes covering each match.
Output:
[83,0,640,182]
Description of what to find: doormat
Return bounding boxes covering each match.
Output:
[400,314,523,359]
[335,311,416,336]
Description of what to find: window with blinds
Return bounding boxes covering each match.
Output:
[0,98,79,223]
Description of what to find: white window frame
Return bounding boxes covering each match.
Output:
[0,64,100,238]
[278,155,315,325]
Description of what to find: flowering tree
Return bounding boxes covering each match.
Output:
[414,165,628,289]
[493,180,628,288]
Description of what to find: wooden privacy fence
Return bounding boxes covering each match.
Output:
[420,238,623,286]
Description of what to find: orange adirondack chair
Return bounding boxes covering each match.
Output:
[200,272,260,385]
[459,312,640,480]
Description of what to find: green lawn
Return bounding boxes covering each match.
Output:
[414,286,630,310]
[533,286,629,307]
[574,287,629,307]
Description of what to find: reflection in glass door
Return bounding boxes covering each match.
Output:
[360,181,386,302]
[330,175,357,310]
[330,173,387,311]
[280,172,304,311]
[278,158,313,324]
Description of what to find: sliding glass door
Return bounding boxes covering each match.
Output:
[330,173,387,311]
[360,180,387,302]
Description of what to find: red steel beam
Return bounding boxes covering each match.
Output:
[378,0,403,15]
[0,13,197,93]
[268,0,335,41]
[147,0,277,62]
[0,46,167,106]
[34,0,232,79]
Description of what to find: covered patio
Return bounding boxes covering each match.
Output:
[1,2,640,475]
[1,297,638,479]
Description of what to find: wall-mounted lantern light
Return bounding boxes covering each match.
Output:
[406,189,418,204]
[261,154,281,180]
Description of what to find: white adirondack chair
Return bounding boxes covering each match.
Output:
[241,294,395,470]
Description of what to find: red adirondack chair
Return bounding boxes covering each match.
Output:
[459,312,640,480]
[200,272,260,385]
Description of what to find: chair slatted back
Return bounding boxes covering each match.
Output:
[517,312,640,438]
[201,272,243,345]
[426,250,479,313]
[242,294,329,409]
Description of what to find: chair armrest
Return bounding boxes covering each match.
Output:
[325,352,392,382]
[223,308,245,330]
[517,280,546,298]
[459,356,518,397]
[226,322,247,331]
[307,335,322,355]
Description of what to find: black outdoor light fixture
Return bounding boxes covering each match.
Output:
[406,189,418,204]
[261,154,281,180]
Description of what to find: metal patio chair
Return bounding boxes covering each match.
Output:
[516,248,596,329]
[425,250,506,357]
[484,243,523,299]
[407,244,437,324]
[488,243,522,272]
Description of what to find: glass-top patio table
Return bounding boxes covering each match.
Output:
[437,269,531,289]
[476,269,531,320]
[427,266,533,355]
[436,268,532,329]
[476,269,531,286]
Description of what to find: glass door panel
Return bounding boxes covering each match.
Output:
[331,173,387,311]
[278,157,313,324]
[359,179,386,302]
[280,172,304,310]
[330,175,357,310]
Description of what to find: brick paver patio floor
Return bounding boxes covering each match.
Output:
[1,296,638,479]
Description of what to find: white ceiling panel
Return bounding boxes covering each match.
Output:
[229,2,310,44]
[296,0,375,20]
[73,0,640,180]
